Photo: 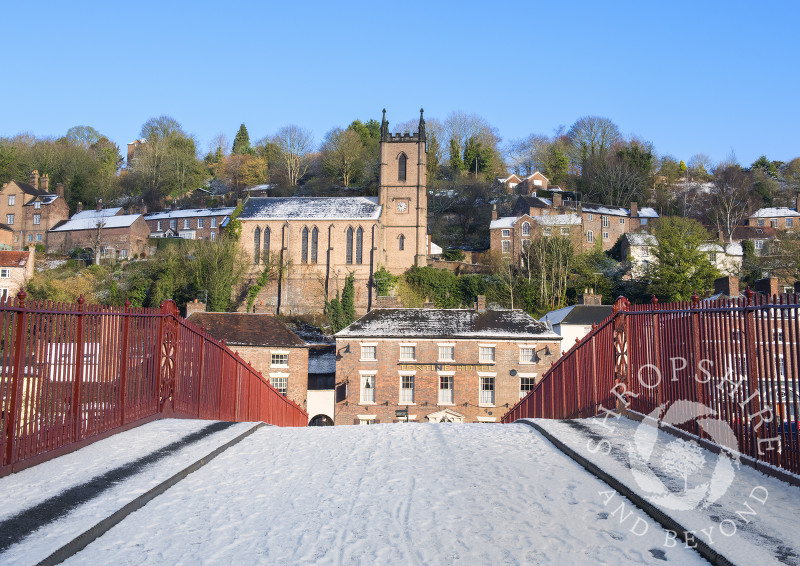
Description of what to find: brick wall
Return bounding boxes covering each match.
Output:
[334,336,560,425]
[232,344,309,410]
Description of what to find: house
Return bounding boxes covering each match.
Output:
[0,171,70,249]
[0,247,35,301]
[307,344,336,426]
[698,242,743,276]
[333,296,561,424]
[730,226,778,256]
[539,291,613,355]
[516,171,550,195]
[186,307,311,416]
[236,110,429,316]
[144,207,235,240]
[47,206,151,259]
[747,196,799,231]
[495,174,523,193]
[0,224,12,249]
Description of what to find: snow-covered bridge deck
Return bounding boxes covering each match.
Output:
[1,419,797,565]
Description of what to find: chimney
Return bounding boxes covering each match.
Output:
[630,201,638,218]
[30,170,39,189]
[96,198,103,212]
[754,277,779,298]
[56,183,64,198]
[140,201,147,214]
[40,174,50,192]
[714,276,739,297]
[375,296,401,308]
[578,289,602,305]
[186,298,206,317]
[475,295,486,313]
[236,198,243,208]
[77,201,83,213]
[491,204,498,221]
[552,193,562,208]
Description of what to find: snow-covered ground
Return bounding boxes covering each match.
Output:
[532,417,800,566]
[51,423,708,565]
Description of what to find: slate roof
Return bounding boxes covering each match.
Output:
[0,223,12,232]
[187,313,308,348]
[144,207,235,220]
[239,197,382,221]
[518,195,552,208]
[637,207,659,218]
[6,181,47,197]
[731,226,778,241]
[49,214,143,232]
[0,251,30,267]
[534,213,582,226]
[336,309,561,340]
[308,344,336,374]
[71,208,124,220]
[540,305,613,327]
[624,233,657,247]
[25,194,59,206]
[490,216,518,229]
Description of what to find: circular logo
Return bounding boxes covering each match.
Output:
[627,401,740,511]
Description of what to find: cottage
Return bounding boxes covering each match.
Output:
[334,297,561,424]
[0,247,35,301]
[144,207,235,240]
[0,171,69,249]
[747,196,799,231]
[47,207,151,259]
[539,292,613,355]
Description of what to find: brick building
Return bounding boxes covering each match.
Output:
[0,247,35,301]
[333,298,561,425]
[0,224,12,249]
[237,110,428,315]
[490,210,583,266]
[0,171,70,249]
[143,207,235,240]
[186,309,310,415]
[47,207,151,259]
[747,198,800,232]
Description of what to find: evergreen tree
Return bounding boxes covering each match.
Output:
[341,273,356,326]
[232,124,252,155]
[449,138,464,173]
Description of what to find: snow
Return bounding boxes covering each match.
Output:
[429,240,443,255]
[240,197,382,221]
[750,207,800,218]
[57,423,705,565]
[530,416,800,565]
[582,204,629,217]
[143,207,235,220]
[533,213,582,226]
[0,419,256,566]
[489,216,517,229]
[49,214,142,232]
[70,208,123,220]
[637,208,659,218]
[626,234,657,247]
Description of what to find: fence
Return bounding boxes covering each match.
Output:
[503,290,800,475]
[0,292,307,476]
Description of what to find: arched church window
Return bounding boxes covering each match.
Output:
[522,222,530,236]
[301,227,309,263]
[254,227,261,264]
[356,227,363,264]
[346,227,354,264]
[263,227,270,261]
[311,227,318,264]
[398,153,407,181]
[399,234,405,251]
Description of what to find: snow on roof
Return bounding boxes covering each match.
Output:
[71,207,123,220]
[699,243,724,252]
[490,216,518,229]
[581,204,629,216]
[429,241,443,255]
[540,304,614,327]
[336,309,561,340]
[144,207,235,220]
[725,242,743,256]
[749,207,800,218]
[625,233,656,247]
[49,214,142,232]
[637,207,659,218]
[308,349,336,374]
[239,197,382,221]
[25,194,60,206]
[699,242,744,256]
[533,213,581,226]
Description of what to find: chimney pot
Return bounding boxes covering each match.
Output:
[491,204,498,221]
[41,174,49,192]
[97,198,103,211]
[56,183,64,198]
[77,202,83,213]
[30,170,39,189]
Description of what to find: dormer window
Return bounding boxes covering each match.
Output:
[34,201,41,209]
[398,153,407,181]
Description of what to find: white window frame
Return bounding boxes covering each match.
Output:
[786,217,793,227]
[587,231,594,243]
[0,288,9,300]
[170,219,177,230]
[543,227,551,236]
[210,231,216,241]
[519,345,537,364]
[198,218,204,229]
[757,219,765,227]
[157,221,162,231]
[602,216,609,228]
[360,343,377,361]
[587,213,593,221]
[6,214,13,225]
[34,201,41,209]
[754,240,764,250]
[438,343,455,362]
[519,372,537,399]
[603,231,609,240]
[211,218,218,228]
[479,344,496,364]
[478,372,496,406]
[269,373,288,396]
[399,371,416,405]
[358,414,376,425]
[620,217,625,224]
[560,227,569,235]
[35,234,42,242]
[270,350,289,367]
[399,343,416,361]
[33,214,41,225]
[521,222,530,236]
[501,229,510,237]
[438,371,454,405]
[360,371,376,404]
[501,240,510,253]
[184,218,191,229]
[0,269,10,278]
[7,195,14,206]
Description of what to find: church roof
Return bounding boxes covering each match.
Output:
[240,197,382,221]
[187,312,307,348]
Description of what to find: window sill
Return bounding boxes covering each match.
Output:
[360,359,377,362]
[479,403,496,408]
[359,402,377,406]
[270,365,289,369]
[399,360,416,363]
[397,402,416,406]
[437,402,455,406]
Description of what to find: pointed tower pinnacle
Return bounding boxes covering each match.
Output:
[380,108,389,141]
[418,108,426,141]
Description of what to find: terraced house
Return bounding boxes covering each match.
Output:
[0,171,69,249]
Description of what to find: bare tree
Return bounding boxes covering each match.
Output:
[320,127,363,187]
[89,214,107,265]
[273,125,313,186]
[583,156,645,206]
[505,134,549,176]
[566,116,621,166]
[443,111,500,163]
[710,164,753,242]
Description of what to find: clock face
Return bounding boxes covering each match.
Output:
[396,201,408,213]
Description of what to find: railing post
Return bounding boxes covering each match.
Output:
[197,327,206,419]
[5,290,28,466]
[219,340,226,421]
[613,297,629,414]
[119,300,130,426]
[743,287,763,451]
[651,296,662,408]
[689,292,706,436]
[72,296,86,442]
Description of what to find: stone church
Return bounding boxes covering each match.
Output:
[238,110,428,315]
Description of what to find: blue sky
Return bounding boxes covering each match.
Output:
[1,1,798,167]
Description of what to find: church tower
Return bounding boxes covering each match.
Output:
[378,109,428,273]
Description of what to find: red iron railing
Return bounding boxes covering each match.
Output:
[0,292,307,476]
[503,291,800,475]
